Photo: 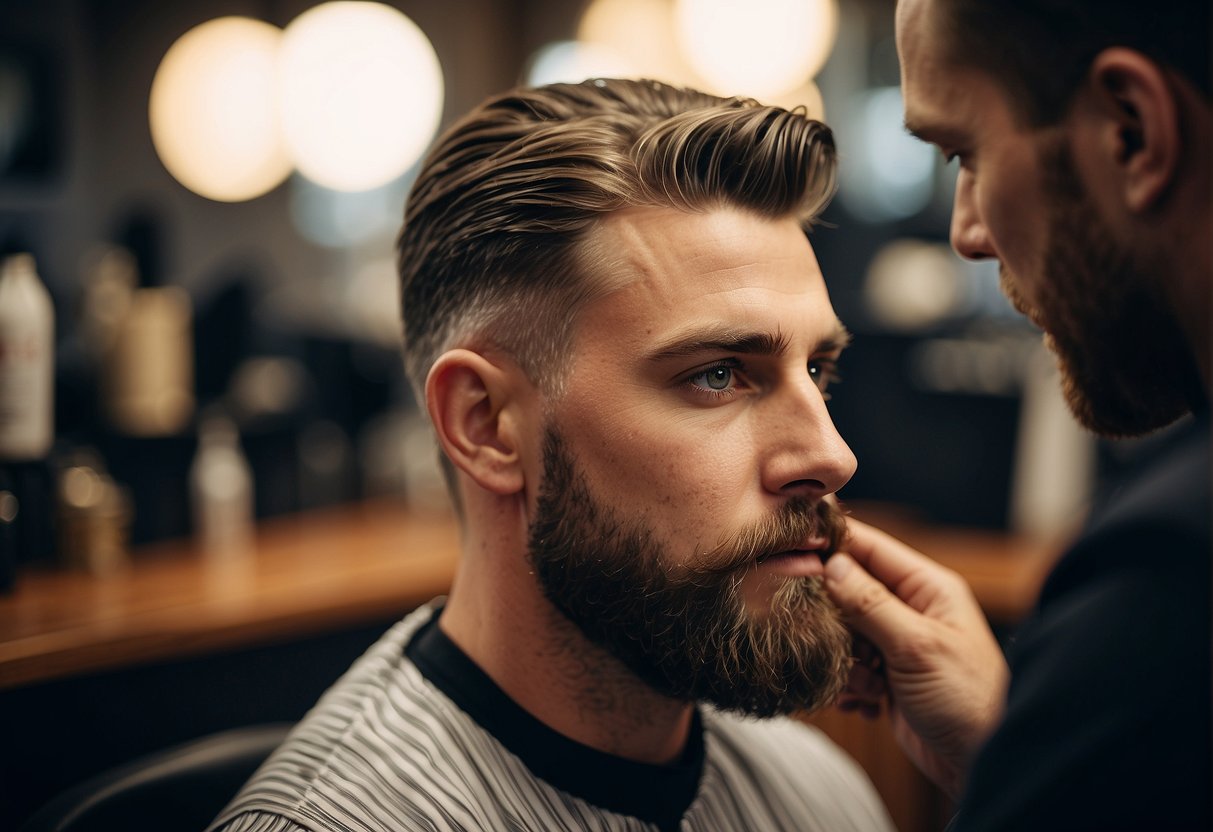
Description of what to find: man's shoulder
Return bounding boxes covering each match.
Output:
[209,811,313,832]
[697,711,895,830]
[206,602,490,832]
[1047,413,1210,597]
[1023,413,1209,696]
[1085,413,1209,545]
[961,417,1212,830]
[703,710,869,784]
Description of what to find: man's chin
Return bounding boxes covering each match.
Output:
[739,568,824,616]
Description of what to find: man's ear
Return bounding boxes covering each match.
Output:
[1084,47,1180,213]
[425,349,528,496]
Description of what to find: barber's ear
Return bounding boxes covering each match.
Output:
[1086,48,1180,213]
[425,349,528,496]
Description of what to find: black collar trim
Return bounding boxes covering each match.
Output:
[405,608,704,831]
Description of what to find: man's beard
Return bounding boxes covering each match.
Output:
[1000,139,1201,438]
[526,427,851,719]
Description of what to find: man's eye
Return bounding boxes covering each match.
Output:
[691,366,734,391]
[809,359,841,395]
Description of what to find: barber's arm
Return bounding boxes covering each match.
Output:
[823,519,1010,799]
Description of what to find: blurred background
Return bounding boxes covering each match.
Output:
[0,1,1118,828]
[1,0,1105,567]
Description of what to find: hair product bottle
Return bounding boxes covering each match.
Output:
[0,254,55,588]
[189,410,254,555]
[0,253,54,461]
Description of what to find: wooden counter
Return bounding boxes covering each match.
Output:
[0,499,461,690]
[0,499,1063,692]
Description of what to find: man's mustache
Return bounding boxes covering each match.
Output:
[692,498,848,578]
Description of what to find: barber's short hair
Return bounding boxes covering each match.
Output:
[396,78,837,401]
[929,0,1210,126]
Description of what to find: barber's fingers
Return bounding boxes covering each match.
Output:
[824,551,933,654]
[844,519,951,594]
[843,519,980,622]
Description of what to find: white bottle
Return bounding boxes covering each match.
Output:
[0,254,54,460]
[189,412,255,555]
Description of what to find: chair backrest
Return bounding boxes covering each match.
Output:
[19,724,292,832]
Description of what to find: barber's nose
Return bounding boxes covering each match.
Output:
[949,168,996,260]
[761,383,857,499]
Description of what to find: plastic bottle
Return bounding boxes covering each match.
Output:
[0,253,54,461]
[189,411,254,555]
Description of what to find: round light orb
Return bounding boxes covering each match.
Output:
[149,17,291,202]
[865,239,968,332]
[771,79,826,121]
[526,41,635,87]
[289,169,416,248]
[839,86,937,222]
[279,2,443,192]
[674,0,838,99]
[578,0,701,89]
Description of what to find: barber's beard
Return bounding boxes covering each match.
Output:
[1001,140,1200,438]
[526,428,851,718]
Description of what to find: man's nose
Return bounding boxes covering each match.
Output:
[949,167,996,260]
[761,381,857,499]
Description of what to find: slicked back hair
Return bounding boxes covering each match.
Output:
[927,0,1210,126]
[396,78,838,404]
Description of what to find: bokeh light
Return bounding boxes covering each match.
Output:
[578,0,700,88]
[864,239,969,332]
[149,17,290,202]
[838,86,937,222]
[525,40,636,87]
[279,2,443,192]
[770,80,826,121]
[289,169,416,248]
[673,0,838,98]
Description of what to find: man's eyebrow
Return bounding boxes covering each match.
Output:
[647,323,851,363]
[819,324,852,354]
[903,117,961,147]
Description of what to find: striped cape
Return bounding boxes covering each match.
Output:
[208,603,893,832]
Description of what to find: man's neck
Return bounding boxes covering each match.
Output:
[439,546,695,766]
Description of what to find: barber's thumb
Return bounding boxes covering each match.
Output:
[824,553,910,650]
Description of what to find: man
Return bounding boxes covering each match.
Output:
[825,0,1210,828]
[210,79,894,831]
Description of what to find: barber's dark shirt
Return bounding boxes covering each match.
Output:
[955,410,1212,830]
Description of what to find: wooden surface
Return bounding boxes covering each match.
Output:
[0,499,460,690]
[0,499,1063,692]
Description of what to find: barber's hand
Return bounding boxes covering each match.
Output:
[824,519,1010,798]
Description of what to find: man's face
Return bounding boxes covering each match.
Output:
[526,205,856,717]
[897,0,1196,436]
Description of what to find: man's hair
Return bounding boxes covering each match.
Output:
[930,0,1210,126]
[396,78,837,402]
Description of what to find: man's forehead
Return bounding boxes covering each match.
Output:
[895,0,998,144]
[574,205,838,352]
[586,205,818,296]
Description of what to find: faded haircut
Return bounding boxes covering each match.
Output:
[928,0,1210,126]
[396,78,838,402]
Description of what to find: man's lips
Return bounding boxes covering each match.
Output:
[754,537,830,576]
